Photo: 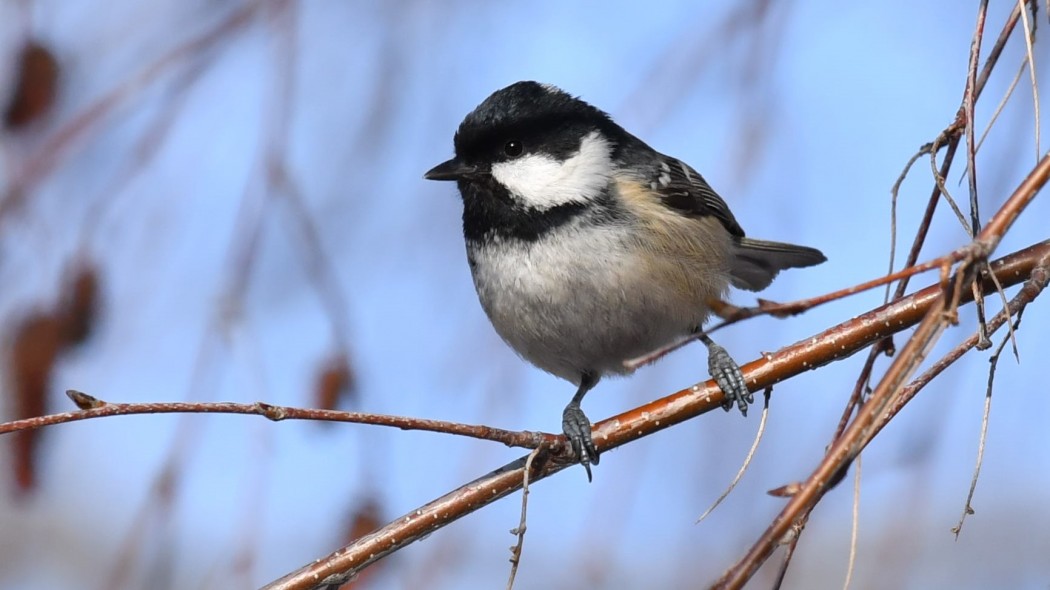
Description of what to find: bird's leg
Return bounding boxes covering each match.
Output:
[562,372,600,481]
[697,332,752,416]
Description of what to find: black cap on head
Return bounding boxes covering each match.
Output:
[451,81,620,165]
[459,82,608,131]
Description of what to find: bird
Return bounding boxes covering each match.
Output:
[425,81,825,480]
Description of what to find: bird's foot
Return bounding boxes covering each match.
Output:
[562,402,599,482]
[705,340,752,416]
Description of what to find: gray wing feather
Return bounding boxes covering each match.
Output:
[731,238,827,291]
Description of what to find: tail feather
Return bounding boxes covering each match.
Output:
[730,237,826,291]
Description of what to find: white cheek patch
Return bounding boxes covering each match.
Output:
[490,131,612,210]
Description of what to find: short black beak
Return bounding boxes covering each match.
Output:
[424,158,478,181]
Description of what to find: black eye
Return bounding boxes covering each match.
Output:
[503,140,523,157]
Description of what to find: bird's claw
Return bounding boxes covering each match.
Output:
[562,403,599,481]
[706,341,752,416]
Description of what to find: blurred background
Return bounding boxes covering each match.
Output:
[1,1,1049,588]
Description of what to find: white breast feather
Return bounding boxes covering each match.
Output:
[475,223,630,299]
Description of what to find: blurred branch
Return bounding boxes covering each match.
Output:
[0,0,288,222]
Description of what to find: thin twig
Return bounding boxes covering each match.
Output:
[892,0,1027,301]
[626,249,973,372]
[507,446,544,590]
[769,522,803,590]
[888,144,934,300]
[1,390,554,450]
[930,140,972,233]
[965,2,991,347]
[843,455,861,590]
[964,57,1029,182]
[951,324,1016,538]
[1017,0,1041,160]
[832,345,881,441]
[881,261,1047,426]
[965,0,988,237]
[696,389,771,523]
[985,261,1019,357]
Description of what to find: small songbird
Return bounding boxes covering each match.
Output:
[425,81,825,479]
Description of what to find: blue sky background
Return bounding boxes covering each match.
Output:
[1,1,1049,589]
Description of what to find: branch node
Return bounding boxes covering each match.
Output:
[66,389,106,409]
[767,482,802,498]
[255,402,287,421]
